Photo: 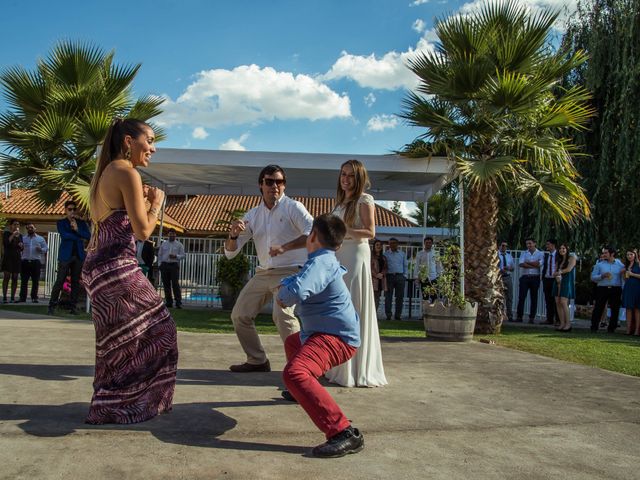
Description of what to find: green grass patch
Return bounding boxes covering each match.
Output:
[476,326,640,377]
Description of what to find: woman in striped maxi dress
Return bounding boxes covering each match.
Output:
[82,118,178,424]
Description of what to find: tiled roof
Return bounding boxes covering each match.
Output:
[164,194,417,234]
[1,189,417,235]
[0,188,184,231]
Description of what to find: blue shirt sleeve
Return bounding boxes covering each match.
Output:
[278,257,334,307]
[591,263,601,282]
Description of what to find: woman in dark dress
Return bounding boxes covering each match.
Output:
[370,239,387,315]
[2,219,23,303]
[552,244,576,332]
[82,118,178,424]
[622,249,640,335]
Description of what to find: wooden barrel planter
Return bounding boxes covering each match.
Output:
[423,301,478,342]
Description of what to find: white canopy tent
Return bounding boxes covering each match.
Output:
[141,148,452,202]
[139,148,458,242]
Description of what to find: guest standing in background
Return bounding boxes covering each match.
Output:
[622,249,640,336]
[414,236,442,303]
[370,239,387,316]
[384,237,407,321]
[542,239,559,325]
[552,244,576,332]
[2,219,23,303]
[158,228,185,309]
[48,201,91,315]
[516,238,544,323]
[19,223,48,303]
[590,245,624,333]
[498,241,515,322]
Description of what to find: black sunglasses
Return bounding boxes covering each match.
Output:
[262,178,285,187]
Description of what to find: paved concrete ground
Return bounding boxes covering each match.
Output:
[0,310,638,480]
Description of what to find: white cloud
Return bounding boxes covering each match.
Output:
[191,126,209,139]
[321,28,438,91]
[412,19,426,33]
[220,133,250,151]
[367,114,399,132]
[364,92,376,107]
[410,0,430,6]
[158,64,351,128]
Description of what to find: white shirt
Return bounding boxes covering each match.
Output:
[413,249,442,281]
[519,249,544,276]
[225,195,313,270]
[158,239,185,265]
[21,233,48,262]
[498,251,515,275]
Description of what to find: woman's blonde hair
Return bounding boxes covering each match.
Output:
[335,159,371,227]
[89,118,150,203]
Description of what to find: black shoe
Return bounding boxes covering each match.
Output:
[165,303,173,308]
[385,316,391,321]
[514,318,523,323]
[281,390,297,403]
[394,316,401,321]
[2,297,6,304]
[527,319,535,324]
[15,298,25,303]
[176,304,182,309]
[312,426,364,458]
[32,299,39,304]
[229,360,271,373]
[47,306,55,316]
[68,308,78,315]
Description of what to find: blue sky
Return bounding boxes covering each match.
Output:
[0,0,574,157]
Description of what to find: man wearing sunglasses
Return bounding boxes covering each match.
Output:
[48,200,91,315]
[225,164,313,372]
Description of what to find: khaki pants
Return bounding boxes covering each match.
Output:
[231,266,300,364]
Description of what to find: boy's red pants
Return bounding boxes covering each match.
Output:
[283,332,357,439]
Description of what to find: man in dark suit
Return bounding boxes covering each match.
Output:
[541,238,558,325]
[47,200,91,315]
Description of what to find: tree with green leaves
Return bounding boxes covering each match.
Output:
[559,0,640,252]
[400,1,594,333]
[0,41,164,211]
[409,184,459,230]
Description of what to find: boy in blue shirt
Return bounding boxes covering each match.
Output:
[276,214,363,458]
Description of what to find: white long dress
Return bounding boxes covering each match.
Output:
[325,193,388,387]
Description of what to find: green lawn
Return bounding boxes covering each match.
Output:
[2,304,639,377]
[475,327,640,377]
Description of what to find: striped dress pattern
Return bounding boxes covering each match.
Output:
[81,210,178,424]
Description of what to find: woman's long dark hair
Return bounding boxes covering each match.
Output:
[624,249,639,270]
[372,239,383,257]
[90,118,150,202]
[556,244,570,271]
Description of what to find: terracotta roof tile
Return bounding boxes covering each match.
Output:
[164,194,417,234]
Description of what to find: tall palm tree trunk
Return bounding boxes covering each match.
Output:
[464,182,505,334]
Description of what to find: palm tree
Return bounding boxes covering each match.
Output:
[400,1,594,333]
[0,41,164,210]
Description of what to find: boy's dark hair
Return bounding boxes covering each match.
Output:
[546,238,557,246]
[312,214,346,250]
[167,228,176,234]
[603,245,616,256]
[64,200,77,209]
[525,237,536,243]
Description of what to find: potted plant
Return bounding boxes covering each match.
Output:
[420,243,477,342]
[216,253,250,310]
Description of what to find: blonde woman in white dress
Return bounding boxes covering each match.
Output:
[325,159,387,387]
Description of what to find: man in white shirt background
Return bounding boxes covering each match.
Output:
[516,238,545,323]
[158,228,186,309]
[18,223,48,303]
[498,241,515,322]
[225,165,313,373]
[413,236,442,302]
[541,238,559,325]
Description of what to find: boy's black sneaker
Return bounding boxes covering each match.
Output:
[311,426,364,458]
